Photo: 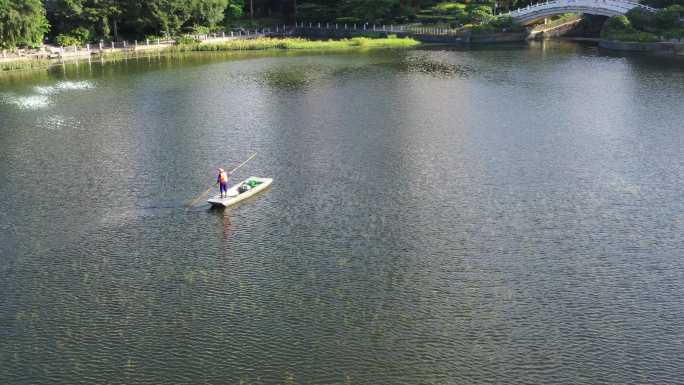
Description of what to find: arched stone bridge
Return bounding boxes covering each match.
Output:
[503,0,656,25]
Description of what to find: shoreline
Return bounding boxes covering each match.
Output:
[0,36,420,74]
[599,39,684,56]
[3,35,683,76]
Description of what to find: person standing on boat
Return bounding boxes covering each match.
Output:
[217,168,229,198]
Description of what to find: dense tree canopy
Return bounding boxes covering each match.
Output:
[0,0,49,48]
[641,0,684,8]
[191,0,232,27]
[1,0,679,48]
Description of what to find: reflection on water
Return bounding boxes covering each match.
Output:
[0,93,51,109]
[1,42,684,384]
[34,80,95,95]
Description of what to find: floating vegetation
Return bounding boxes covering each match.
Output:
[256,65,338,90]
[345,374,353,385]
[261,70,315,89]
[336,257,353,268]
[284,370,297,385]
[398,53,475,78]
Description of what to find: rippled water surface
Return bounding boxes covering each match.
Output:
[1,42,684,384]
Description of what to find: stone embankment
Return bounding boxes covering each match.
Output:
[599,39,684,55]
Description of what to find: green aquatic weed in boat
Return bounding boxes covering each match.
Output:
[246,179,263,188]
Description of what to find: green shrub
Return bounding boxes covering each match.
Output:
[607,30,659,42]
[626,8,656,31]
[469,9,495,24]
[423,2,475,23]
[175,35,199,45]
[55,34,81,47]
[489,15,524,32]
[191,25,211,35]
[466,4,493,12]
[54,26,94,47]
[602,16,659,41]
[398,5,417,22]
[661,27,684,39]
[470,24,496,35]
[335,17,362,24]
[416,14,461,23]
[641,0,684,8]
[145,35,164,42]
[604,15,632,32]
[70,27,93,44]
[655,7,682,29]
[433,2,467,14]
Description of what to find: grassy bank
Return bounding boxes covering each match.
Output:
[174,37,420,52]
[1,50,158,73]
[1,58,55,72]
[1,36,419,75]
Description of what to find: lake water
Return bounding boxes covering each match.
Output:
[1,41,684,384]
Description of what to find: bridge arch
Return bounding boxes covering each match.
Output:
[503,0,656,25]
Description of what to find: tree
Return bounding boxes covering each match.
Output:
[45,0,125,41]
[489,15,523,31]
[0,0,50,48]
[297,2,337,21]
[626,7,656,31]
[654,6,682,30]
[191,0,230,28]
[224,0,244,21]
[341,0,402,23]
[86,0,123,40]
[640,0,684,9]
[146,0,193,36]
[466,4,494,24]
[44,0,83,35]
[604,15,631,31]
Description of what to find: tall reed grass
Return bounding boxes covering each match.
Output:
[1,59,54,72]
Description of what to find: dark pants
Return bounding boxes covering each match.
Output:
[220,182,228,195]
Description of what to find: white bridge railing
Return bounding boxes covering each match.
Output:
[502,0,656,22]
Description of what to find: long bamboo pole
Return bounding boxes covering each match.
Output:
[187,152,258,208]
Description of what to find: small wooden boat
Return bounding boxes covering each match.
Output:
[207,177,273,208]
